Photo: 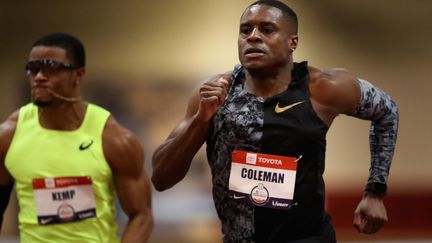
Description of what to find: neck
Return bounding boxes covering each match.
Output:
[244,63,294,99]
[38,101,87,131]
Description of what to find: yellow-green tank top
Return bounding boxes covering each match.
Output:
[5,103,120,243]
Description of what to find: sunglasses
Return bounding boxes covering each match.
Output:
[25,59,78,76]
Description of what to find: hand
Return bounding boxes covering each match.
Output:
[196,77,229,122]
[353,192,388,234]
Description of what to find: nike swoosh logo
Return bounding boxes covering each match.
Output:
[275,100,305,113]
[233,194,246,200]
[79,140,94,150]
[40,218,53,225]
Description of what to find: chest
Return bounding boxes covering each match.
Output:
[5,127,110,184]
[214,85,326,145]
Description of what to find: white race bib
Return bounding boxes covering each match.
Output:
[228,150,298,209]
[33,176,97,225]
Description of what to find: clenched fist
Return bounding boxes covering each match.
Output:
[195,77,229,122]
[353,193,388,234]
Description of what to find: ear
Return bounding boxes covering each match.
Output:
[73,67,86,86]
[289,35,298,52]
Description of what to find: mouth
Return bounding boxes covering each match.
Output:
[244,47,265,58]
[31,85,49,95]
[32,84,48,90]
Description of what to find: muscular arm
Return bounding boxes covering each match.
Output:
[309,66,399,234]
[308,67,361,124]
[350,78,398,234]
[0,111,18,230]
[151,73,230,191]
[103,116,153,243]
[309,67,398,188]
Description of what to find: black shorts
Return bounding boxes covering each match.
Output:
[256,213,336,243]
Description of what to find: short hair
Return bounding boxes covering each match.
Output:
[247,0,298,34]
[32,32,85,67]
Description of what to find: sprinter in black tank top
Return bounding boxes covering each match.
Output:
[152,1,398,242]
[206,62,334,242]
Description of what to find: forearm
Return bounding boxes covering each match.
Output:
[351,78,399,195]
[117,170,153,243]
[151,116,210,191]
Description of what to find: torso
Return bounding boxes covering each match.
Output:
[4,103,120,243]
[207,62,334,242]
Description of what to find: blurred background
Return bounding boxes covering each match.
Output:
[1,0,431,242]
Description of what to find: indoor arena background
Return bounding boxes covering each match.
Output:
[0,1,431,242]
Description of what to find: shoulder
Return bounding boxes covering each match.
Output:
[0,110,20,146]
[102,115,144,177]
[0,110,19,128]
[307,65,361,115]
[308,65,357,89]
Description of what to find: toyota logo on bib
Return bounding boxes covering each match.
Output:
[246,153,257,165]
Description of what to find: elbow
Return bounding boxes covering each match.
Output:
[151,150,187,191]
[151,153,169,192]
[151,173,172,192]
[151,155,178,192]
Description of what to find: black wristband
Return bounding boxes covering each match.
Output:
[364,182,387,196]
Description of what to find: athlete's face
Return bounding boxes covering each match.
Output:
[27,46,83,107]
[238,5,298,70]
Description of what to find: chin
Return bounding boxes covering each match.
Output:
[241,57,267,68]
[32,99,52,107]
[242,62,268,71]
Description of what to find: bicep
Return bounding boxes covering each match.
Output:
[312,69,361,115]
[103,120,151,217]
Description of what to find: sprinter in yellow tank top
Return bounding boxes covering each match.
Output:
[0,33,153,242]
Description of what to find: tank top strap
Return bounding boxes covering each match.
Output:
[227,64,245,96]
[290,61,309,90]
[79,103,110,136]
[18,103,38,125]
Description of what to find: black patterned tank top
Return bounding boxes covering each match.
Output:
[207,62,331,242]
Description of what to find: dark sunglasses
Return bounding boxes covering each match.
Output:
[25,59,78,76]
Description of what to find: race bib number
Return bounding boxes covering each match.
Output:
[32,176,97,225]
[228,150,298,209]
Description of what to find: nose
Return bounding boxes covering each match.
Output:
[247,28,262,42]
[32,69,48,83]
